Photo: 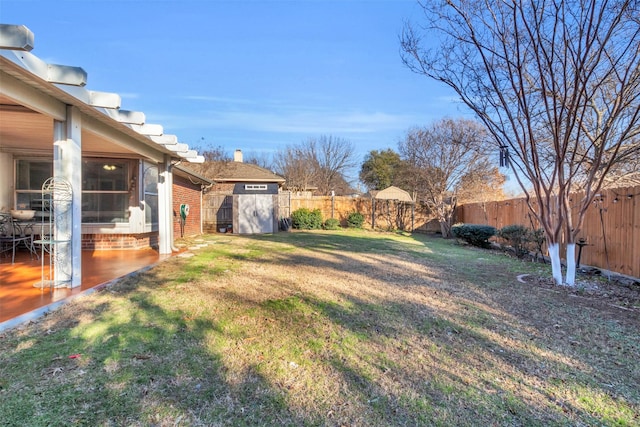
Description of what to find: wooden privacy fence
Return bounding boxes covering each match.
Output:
[455,185,640,279]
[278,192,438,232]
[202,194,233,233]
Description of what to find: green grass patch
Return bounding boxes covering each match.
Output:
[1,230,638,426]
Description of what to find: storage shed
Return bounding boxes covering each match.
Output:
[199,150,285,234]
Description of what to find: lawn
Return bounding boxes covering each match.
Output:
[1,230,638,426]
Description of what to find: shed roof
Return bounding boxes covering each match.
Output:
[200,161,285,184]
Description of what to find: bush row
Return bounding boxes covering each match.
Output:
[290,209,365,230]
[452,223,544,257]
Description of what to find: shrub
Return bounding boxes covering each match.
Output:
[497,225,545,258]
[291,208,323,230]
[346,211,365,228]
[451,223,496,248]
[324,218,341,230]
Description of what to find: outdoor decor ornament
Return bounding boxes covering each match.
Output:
[499,145,510,168]
[179,204,189,237]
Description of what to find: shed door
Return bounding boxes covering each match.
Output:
[238,194,274,234]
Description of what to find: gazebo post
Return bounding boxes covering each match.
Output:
[371,197,375,229]
[411,202,414,233]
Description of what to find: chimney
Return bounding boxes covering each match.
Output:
[234,149,243,162]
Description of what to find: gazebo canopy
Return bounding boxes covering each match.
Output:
[371,186,414,203]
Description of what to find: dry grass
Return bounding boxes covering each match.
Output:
[1,230,638,426]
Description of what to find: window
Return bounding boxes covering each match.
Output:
[142,161,158,225]
[82,159,132,223]
[15,159,52,212]
[244,184,268,190]
[15,158,156,226]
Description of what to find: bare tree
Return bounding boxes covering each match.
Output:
[573,138,640,189]
[188,144,232,177]
[244,151,275,172]
[274,135,357,195]
[401,0,640,285]
[456,165,507,204]
[399,118,501,237]
[273,144,319,192]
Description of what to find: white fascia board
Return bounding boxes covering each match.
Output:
[0,68,67,120]
[130,123,164,136]
[150,134,178,145]
[0,24,34,51]
[55,85,121,109]
[187,155,205,163]
[96,107,145,125]
[0,50,87,86]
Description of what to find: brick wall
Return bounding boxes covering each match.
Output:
[82,232,158,250]
[173,175,203,238]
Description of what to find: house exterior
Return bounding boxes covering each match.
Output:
[0,24,207,287]
[172,165,212,239]
[201,150,286,234]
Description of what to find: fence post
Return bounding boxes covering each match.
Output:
[331,190,335,219]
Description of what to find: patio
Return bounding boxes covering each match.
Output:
[0,248,168,326]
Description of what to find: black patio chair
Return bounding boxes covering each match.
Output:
[0,213,37,264]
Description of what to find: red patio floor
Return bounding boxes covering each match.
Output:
[0,249,169,325]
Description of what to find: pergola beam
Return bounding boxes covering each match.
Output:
[0,50,87,86]
[150,134,178,145]
[0,24,34,51]
[130,123,164,136]
[96,107,145,125]
[56,85,121,108]
[82,114,165,163]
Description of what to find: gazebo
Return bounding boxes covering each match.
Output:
[370,186,415,232]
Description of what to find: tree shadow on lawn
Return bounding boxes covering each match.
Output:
[302,287,638,425]
[240,231,640,425]
[0,270,317,426]
[2,231,638,426]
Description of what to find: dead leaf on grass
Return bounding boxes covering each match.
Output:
[49,367,63,376]
[132,354,151,360]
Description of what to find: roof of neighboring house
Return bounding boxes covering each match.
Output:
[206,161,286,184]
[173,164,213,185]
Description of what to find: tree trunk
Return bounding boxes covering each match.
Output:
[548,243,563,285]
[548,242,577,286]
[440,220,452,238]
[565,243,576,286]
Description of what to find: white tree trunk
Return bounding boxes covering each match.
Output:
[565,243,576,286]
[548,243,563,285]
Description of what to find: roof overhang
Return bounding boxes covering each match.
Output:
[0,23,204,164]
[173,164,213,185]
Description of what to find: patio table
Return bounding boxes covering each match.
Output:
[0,213,38,263]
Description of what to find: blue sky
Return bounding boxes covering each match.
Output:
[2,0,473,178]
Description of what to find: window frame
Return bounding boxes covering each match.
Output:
[81,158,134,224]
